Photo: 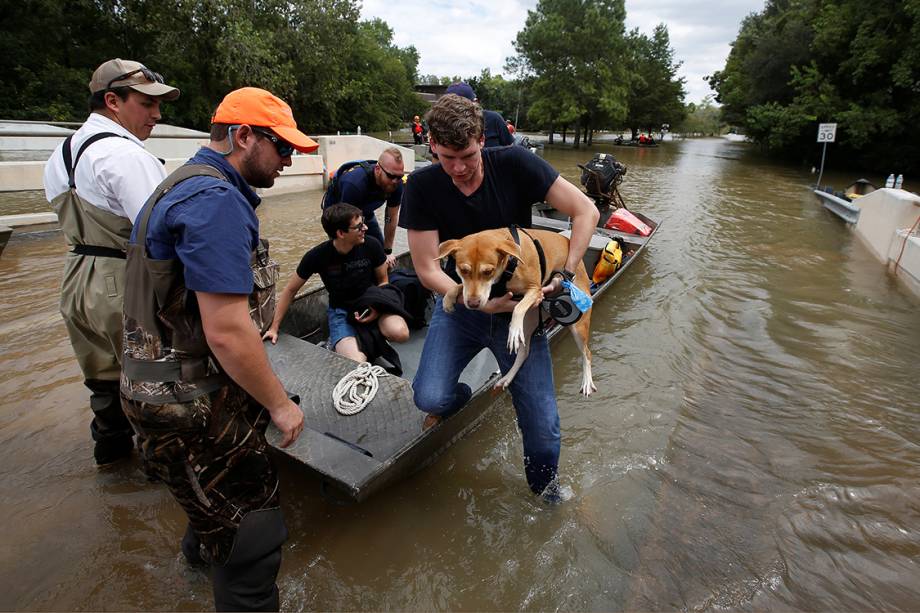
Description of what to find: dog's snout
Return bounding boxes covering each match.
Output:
[466,297,482,309]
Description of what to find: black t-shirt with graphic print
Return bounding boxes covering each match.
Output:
[296,236,385,309]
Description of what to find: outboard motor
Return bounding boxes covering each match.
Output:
[578,153,627,218]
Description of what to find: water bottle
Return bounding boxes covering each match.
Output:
[885,174,895,188]
[895,174,904,189]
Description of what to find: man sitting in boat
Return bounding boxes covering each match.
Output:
[263,203,409,365]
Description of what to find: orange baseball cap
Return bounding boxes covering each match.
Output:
[211,87,319,153]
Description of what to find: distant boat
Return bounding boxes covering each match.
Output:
[812,178,877,224]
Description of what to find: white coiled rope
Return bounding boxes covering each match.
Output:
[332,362,389,415]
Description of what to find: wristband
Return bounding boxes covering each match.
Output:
[384,248,393,255]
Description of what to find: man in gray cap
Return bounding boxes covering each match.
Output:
[43,58,179,465]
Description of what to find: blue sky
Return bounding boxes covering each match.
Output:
[360,0,766,104]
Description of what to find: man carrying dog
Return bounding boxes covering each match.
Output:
[43,58,179,465]
[399,93,599,500]
[120,87,309,611]
[329,147,404,269]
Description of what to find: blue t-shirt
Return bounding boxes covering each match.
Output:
[337,163,403,216]
[483,109,514,148]
[133,147,260,295]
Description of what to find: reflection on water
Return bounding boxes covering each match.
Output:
[1,139,918,610]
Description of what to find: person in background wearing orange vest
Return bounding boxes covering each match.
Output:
[506,120,516,135]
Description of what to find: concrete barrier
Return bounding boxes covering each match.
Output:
[1,133,407,194]
[854,188,920,297]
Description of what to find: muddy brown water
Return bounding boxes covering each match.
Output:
[1,139,918,611]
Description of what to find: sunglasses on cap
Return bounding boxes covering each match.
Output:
[377,164,403,181]
[106,66,165,90]
[251,126,295,158]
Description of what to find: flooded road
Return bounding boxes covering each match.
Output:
[1,138,918,611]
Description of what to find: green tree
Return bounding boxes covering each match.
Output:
[623,24,687,139]
[0,0,427,133]
[511,0,629,146]
[707,0,920,172]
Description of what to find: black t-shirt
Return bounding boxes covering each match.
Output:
[484,109,514,147]
[399,146,559,241]
[296,237,386,308]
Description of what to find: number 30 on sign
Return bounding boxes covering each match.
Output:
[817,123,837,143]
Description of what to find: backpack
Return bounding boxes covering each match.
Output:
[321,159,375,209]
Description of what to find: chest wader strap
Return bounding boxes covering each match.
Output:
[72,244,127,259]
[62,132,128,189]
[61,132,131,254]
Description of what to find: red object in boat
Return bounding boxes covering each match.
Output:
[603,208,651,236]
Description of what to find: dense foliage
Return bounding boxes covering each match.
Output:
[707,0,920,172]
[508,0,685,146]
[0,0,428,133]
[623,25,686,138]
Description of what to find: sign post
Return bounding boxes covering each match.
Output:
[816,123,837,187]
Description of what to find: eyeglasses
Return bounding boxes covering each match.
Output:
[348,221,367,232]
[377,164,404,181]
[251,127,295,158]
[106,66,164,90]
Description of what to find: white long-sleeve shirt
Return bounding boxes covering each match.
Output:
[43,113,167,223]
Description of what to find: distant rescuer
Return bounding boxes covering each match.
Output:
[444,81,514,148]
[119,87,311,611]
[329,147,405,268]
[43,58,179,465]
[399,94,599,500]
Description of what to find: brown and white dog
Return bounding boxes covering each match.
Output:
[437,227,596,396]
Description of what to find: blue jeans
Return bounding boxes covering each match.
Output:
[327,307,356,350]
[413,298,561,494]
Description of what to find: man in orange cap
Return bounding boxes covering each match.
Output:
[43,58,179,466]
[119,87,315,611]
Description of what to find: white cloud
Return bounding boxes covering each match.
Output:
[360,0,765,103]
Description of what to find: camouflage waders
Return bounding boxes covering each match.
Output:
[51,133,136,460]
[119,164,285,610]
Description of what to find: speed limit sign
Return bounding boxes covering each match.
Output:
[817,123,837,143]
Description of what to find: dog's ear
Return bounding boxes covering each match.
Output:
[436,239,460,261]
[496,239,523,263]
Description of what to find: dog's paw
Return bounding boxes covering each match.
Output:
[507,326,525,353]
[442,286,460,312]
[580,376,597,396]
[493,375,513,392]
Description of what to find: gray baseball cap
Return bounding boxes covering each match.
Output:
[89,58,180,100]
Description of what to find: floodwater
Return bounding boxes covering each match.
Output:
[1,138,919,611]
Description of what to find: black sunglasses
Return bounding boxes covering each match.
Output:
[106,66,164,90]
[377,164,403,181]
[251,126,295,158]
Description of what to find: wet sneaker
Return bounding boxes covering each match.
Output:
[93,435,134,466]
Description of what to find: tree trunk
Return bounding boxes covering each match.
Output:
[630,127,638,140]
[573,119,581,149]
[548,122,555,144]
[562,125,567,143]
